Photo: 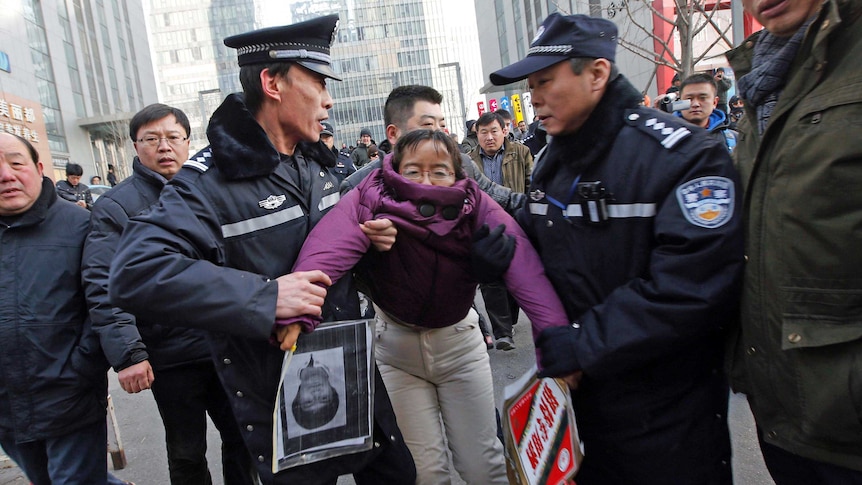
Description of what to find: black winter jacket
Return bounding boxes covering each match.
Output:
[109,94,409,483]
[83,158,210,372]
[519,76,743,483]
[0,179,108,442]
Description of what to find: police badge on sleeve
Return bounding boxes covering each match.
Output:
[675,176,734,228]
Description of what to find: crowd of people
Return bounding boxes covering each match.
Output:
[1,1,860,484]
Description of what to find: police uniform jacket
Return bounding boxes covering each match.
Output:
[0,179,108,442]
[109,94,407,482]
[329,149,356,184]
[519,76,743,481]
[83,158,210,373]
[727,0,862,470]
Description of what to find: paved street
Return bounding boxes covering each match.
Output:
[1,304,775,484]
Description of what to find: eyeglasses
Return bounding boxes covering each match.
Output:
[401,168,454,183]
[136,135,189,147]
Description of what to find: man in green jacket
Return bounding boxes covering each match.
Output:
[727,0,862,481]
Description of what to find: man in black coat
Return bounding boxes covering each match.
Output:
[489,13,743,484]
[0,133,114,484]
[108,15,414,485]
[83,103,254,484]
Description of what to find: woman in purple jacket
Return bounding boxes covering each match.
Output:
[285,130,569,485]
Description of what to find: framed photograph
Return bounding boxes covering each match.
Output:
[503,368,582,485]
[272,319,375,472]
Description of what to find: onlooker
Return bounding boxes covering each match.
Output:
[91,175,103,185]
[665,72,681,94]
[513,120,528,141]
[285,129,569,485]
[728,0,862,480]
[675,73,738,153]
[107,163,118,186]
[321,121,356,183]
[489,13,743,483]
[108,15,415,484]
[459,119,478,153]
[83,103,254,485]
[351,128,373,167]
[713,67,732,114]
[367,144,380,163]
[469,111,533,351]
[0,133,113,484]
[728,95,744,130]
[493,108,515,140]
[339,86,525,213]
[56,162,94,209]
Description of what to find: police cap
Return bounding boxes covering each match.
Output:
[321,122,335,137]
[224,14,342,81]
[490,13,617,85]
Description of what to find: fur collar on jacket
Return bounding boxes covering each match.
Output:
[206,93,336,180]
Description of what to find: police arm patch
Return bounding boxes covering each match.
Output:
[675,176,735,228]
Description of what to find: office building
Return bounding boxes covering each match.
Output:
[144,0,257,152]
[289,0,485,146]
[0,0,157,181]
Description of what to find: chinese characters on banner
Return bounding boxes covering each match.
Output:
[0,96,41,143]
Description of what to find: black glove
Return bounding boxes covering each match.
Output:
[470,223,515,284]
[536,324,582,378]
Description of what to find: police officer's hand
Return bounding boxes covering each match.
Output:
[274,271,331,319]
[275,323,302,352]
[470,224,515,283]
[536,325,582,379]
[361,218,397,252]
[118,360,154,394]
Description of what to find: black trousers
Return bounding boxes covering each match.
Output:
[480,281,520,339]
[150,361,255,485]
[758,428,862,485]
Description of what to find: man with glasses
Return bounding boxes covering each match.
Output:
[83,103,254,484]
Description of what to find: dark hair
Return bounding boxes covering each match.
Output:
[391,129,465,180]
[384,85,443,129]
[493,108,513,121]
[11,134,39,165]
[107,164,114,170]
[90,176,102,184]
[680,73,718,96]
[570,58,620,79]
[239,63,293,115]
[367,144,379,158]
[475,112,505,131]
[130,103,191,141]
[65,163,83,176]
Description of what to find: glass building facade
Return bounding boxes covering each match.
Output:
[2,0,156,181]
[289,0,485,147]
[145,0,257,151]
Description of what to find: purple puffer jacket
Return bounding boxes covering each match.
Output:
[289,155,568,341]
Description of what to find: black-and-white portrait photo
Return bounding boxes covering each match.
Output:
[286,350,347,435]
[274,319,375,471]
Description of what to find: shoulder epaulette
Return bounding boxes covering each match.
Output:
[624,108,691,150]
[184,148,213,173]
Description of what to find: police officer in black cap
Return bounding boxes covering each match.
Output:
[320,121,356,183]
[484,13,743,484]
[109,14,415,485]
